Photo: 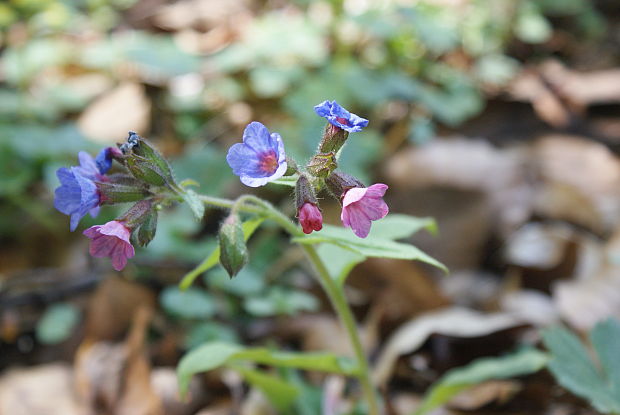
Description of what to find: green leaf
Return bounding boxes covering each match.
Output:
[182,189,204,221]
[414,348,548,415]
[177,342,357,397]
[543,322,620,413]
[179,217,265,289]
[160,287,215,319]
[294,220,447,274]
[367,214,438,239]
[317,244,366,286]
[36,303,80,345]
[233,366,299,411]
[270,175,299,187]
[177,342,243,395]
[244,287,319,317]
[590,318,620,398]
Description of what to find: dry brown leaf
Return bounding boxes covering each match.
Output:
[84,275,156,342]
[116,306,163,415]
[0,364,88,415]
[240,388,276,415]
[448,379,521,410]
[373,307,524,386]
[151,368,203,415]
[532,135,620,232]
[153,0,250,31]
[78,82,151,144]
[384,138,533,235]
[512,60,620,108]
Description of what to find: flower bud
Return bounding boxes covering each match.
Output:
[136,208,158,247]
[122,132,177,188]
[325,171,364,203]
[97,181,151,205]
[295,175,323,234]
[318,123,349,154]
[306,152,337,179]
[118,199,155,229]
[298,203,323,234]
[218,214,248,278]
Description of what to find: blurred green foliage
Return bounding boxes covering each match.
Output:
[0,0,609,365]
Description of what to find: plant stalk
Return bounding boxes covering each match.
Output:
[199,193,380,414]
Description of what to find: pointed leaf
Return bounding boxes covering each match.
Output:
[182,189,204,220]
[414,348,548,415]
[543,325,620,413]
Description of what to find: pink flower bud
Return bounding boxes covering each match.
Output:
[298,202,323,234]
[83,220,135,271]
[341,184,389,238]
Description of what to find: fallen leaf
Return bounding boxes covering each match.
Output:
[373,307,524,386]
[78,82,151,144]
[0,364,87,415]
[448,379,521,410]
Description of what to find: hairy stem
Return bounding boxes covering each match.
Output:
[198,193,379,414]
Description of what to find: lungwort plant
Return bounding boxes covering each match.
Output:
[54,100,446,414]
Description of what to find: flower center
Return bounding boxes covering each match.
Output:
[258,151,279,174]
[336,117,350,126]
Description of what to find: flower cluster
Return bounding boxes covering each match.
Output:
[226,100,388,238]
[54,133,173,271]
[56,101,387,272]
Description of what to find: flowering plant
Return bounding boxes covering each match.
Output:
[54,101,445,414]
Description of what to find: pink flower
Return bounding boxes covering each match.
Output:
[83,220,135,271]
[298,202,323,234]
[341,184,389,238]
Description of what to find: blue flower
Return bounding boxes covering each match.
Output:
[54,151,109,231]
[314,100,369,133]
[95,147,116,175]
[226,122,287,187]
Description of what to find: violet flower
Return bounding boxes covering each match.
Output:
[226,122,287,187]
[298,202,323,234]
[54,149,112,231]
[341,184,389,238]
[314,100,369,133]
[83,220,135,271]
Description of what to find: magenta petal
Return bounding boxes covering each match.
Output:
[343,204,372,238]
[340,184,389,238]
[83,220,134,271]
[363,183,388,199]
[342,187,368,207]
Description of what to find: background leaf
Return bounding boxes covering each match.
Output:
[543,322,620,413]
[35,303,80,345]
[414,348,548,415]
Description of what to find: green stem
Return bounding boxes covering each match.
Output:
[300,244,380,415]
[198,193,379,414]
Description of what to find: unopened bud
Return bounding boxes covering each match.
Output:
[219,214,248,278]
[136,209,158,247]
[122,132,177,188]
[306,152,337,179]
[325,171,364,203]
[119,199,155,229]
[318,123,349,154]
[97,181,151,204]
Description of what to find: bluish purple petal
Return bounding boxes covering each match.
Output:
[54,165,101,231]
[226,142,265,177]
[242,122,275,154]
[54,168,81,214]
[239,160,287,187]
[227,122,288,187]
[313,100,333,118]
[76,151,99,179]
[314,100,368,133]
[95,148,113,175]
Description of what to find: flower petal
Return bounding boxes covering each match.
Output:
[242,121,274,154]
